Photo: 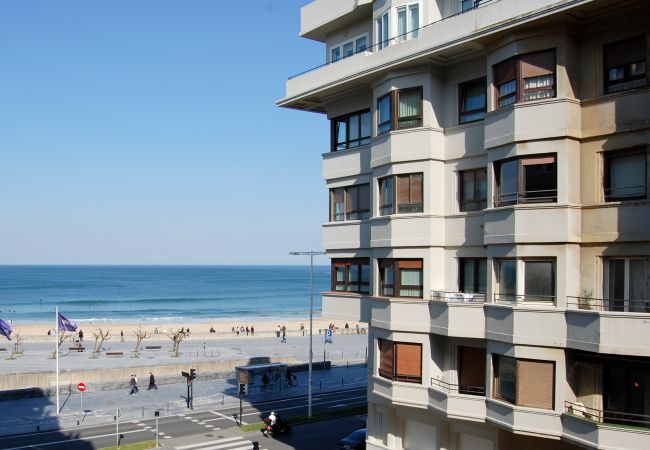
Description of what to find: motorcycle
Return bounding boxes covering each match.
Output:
[261,417,293,437]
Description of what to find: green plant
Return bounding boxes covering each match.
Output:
[579,289,593,310]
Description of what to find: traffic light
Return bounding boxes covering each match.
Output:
[239,383,246,396]
[190,368,197,380]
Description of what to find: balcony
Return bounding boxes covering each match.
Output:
[429,291,486,338]
[321,292,371,323]
[484,98,581,149]
[483,204,581,245]
[429,377,487,422]
[323,145,371,180]
[581,87,650,139]
[566,296,650,355]
[369,297,430,333]
[370,215,443,248]
[562,402,650,450]
[370,128,444,168]
[371,375,428,409]
[485,298,566,347]
[323,220,371,250]
[486,398,562,438]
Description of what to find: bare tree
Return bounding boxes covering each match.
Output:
[132,326,150,358]
[91,328,110,358]
[168,329,187,357]
[51,331,70,358]
[8,333,24,360]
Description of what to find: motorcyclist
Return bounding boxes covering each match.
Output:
[268,411,277,427]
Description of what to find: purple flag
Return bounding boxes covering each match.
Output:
[57,313,77,332]
[0,318,12,340]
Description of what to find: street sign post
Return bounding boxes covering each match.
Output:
[325,328,333,344]
[78,383,86,412]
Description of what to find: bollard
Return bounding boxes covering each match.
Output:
[142,407,144,418]
[252,441,260,450]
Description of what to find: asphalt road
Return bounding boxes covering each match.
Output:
[0,387,367,450]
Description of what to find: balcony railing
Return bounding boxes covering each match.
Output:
[289,0,499,80]
[431,377,485,396]
[567,296,650,313]
[494,189,558,207]
[494,293,556,305]
[565,401,650,429]
[430,290,485,303]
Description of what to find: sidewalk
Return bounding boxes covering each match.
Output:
[0,364,369,437]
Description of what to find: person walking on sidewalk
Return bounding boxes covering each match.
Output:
[128,375,138,395]
[148,372,158,390]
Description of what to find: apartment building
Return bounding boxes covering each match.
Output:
[278,1,650,449]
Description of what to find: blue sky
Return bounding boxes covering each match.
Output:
[0,0,331,265]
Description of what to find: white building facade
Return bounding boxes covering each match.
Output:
[279,1,650,449]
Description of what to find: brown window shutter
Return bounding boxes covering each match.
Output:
[605,36,646,68]
[395,342,422,382]
[494,58,517,85]
[520,50,555,78]
[520,155,555,166]
[410,174,423,204]
[379,339,394,379]
[346,186,359,213]
[396,175,411,204]
[458,346,486,389]
[398,260,423,269]
[516,360,554,409]
[358,184,370,212]
[332,188,344,204]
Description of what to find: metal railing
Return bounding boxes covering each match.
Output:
[430,290,485,303]
[565,401,650,429]
[430,377,485,397]
[494,293,556,305]
[288,0,499,80]
[567,296,650,313]
[494,189,558,207]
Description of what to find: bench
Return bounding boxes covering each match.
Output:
[69,347,85,352]
[145,345,162,351]
[106,351,124,357]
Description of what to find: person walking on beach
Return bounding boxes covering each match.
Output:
[120,330,124,342]
[245,326,249,336]
[281,327,286,343]
[148,372,157,390]
[78,329,84,342]
[251,326,255,336]
[276,324,281,338]
[300,323,304,336]
[128,375,138,395]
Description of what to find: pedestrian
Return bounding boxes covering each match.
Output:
[251,326,255,336]
[148,372,158,390]
[300,323,305,336]
[355,323,360,334]
[128,375,138,395]
[78,329,84,342]
[281,328,286,343]
[276,324,281,338]
[236,329,240,337]
[245,326,249,336]
[120,330,124,342]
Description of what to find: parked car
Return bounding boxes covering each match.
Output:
[339,428,367,450]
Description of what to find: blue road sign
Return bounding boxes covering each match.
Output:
[325,328,333,344]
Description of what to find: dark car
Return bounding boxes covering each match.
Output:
[339,428,367,450]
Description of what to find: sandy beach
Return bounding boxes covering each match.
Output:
[8,317,364,342]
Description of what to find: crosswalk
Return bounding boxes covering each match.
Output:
[174,435,265,450]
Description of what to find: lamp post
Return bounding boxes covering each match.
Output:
[289,250,325,418]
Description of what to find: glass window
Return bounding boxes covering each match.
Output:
[605,149,647,201]
[377,12,389,50]
[379,177,394,215]
[496,159,519,206]
[494,355,517,403]
[377,94,391,134]
[604,36,647,94]
[494,50,556,108]
[397,87,422,129]
[331,188,345,222]
[495,155,557,206]
[524,260,556,303]
[380,259,423,298]
[381,265,395,297]
[396,4,419,42]
[459,79,486,123]
[331,110,371,151]
[379,339,422,384]
[330,184,370,222]
[396,173,423,213]
[459,168,487,211]
[343,41,354,58]
[331,47,341,62]
[460,258,487,293]
[607,258,648,312]
[332,259,370,294]
[461,0,474,12]
[498,259,517,300]
[355,36,367,53]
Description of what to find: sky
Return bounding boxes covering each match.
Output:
[0,0,331,265]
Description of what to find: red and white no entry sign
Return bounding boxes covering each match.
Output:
[77,382,86,392]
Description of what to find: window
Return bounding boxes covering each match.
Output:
[332,258,370,294]
[459,258,487,293]
[331,110,371,151]
[379,259,423,298]
[396,4,419,42]
[459,78,487,123]
[331,47,341,62]
[497,259,517,300]
[461,0,475,12]
[604,36,647,94]
[604,148,647,201]
[459,168,487,211]
[494,50,556,108]
[377,87,423,134]
[494,155,557,206]
[377,11,389,50]
[458,346,486,395]
[493,355,555,410]
[379,339,422,383]
[606,258,648,312]
[330,33,370,63]
[379,173,423,215]
[329,184,370,222]
[524,260,556,303]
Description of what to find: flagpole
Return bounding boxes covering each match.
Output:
[55,305,59,416]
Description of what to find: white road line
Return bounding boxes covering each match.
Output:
[175,436,243,449]
[208,410,247,425]
[181,442,253,450]
[199,418,223,423]
[2,429,147,450]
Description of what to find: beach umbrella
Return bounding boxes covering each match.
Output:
[0,318,12,340]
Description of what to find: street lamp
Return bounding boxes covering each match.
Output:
[289,250,325,418]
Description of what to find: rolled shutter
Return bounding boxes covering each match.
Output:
[395,342,422,382]
[346,186,359,214]
[494,58,517,85]
[605,36,646,68]
[521,155,556,166]
[520,50,555,78]
[516,359,554,409]
[410,174,423,204]
[398,260,423,269]
[396,175,411,204]
[358,184,370,213]
[379,339,394,379]
[458,346,486,391]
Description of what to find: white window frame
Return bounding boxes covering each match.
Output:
[376,10,389,50]
[329,32,369,63]
[395,2,420,43]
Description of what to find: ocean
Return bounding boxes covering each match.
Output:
[0,265,330,324]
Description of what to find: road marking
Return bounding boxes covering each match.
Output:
[199,418,223,423]
[328,403,348,408]
[208,409,247,425]
[1,429,148,450]
[174,436,245,449]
